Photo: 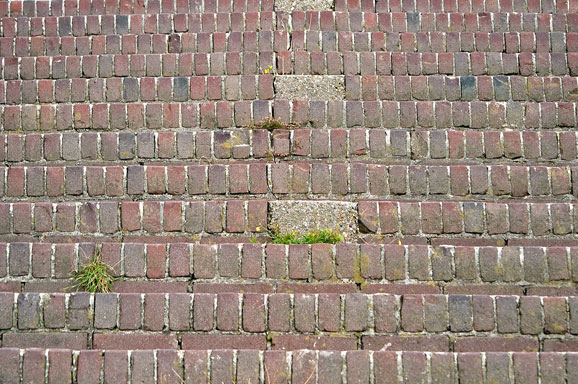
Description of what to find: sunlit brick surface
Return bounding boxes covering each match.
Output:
[1,0,577,381]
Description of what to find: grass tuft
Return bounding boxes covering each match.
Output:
[271,230,302,244]
[248,117,288,131]
[271,229,344,245]
[72,251,115,293]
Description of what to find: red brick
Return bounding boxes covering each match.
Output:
[169,293,191,331]
[182,334,266,349]
[169,243,190,277]
[22,349,46,383]
[311,244,334,280]
[93,334,178,350]
[243,293,266,333]
[76,350,102,384]
[48,350,72,384]
[362,335,449,351]
[454,337,539,352]
[272,335,357,350]
[2,333,88,349]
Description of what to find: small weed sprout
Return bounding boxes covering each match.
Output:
[262,64,274,74]
[72,250,115,293]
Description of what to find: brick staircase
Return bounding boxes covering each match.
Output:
[1,0,578,382]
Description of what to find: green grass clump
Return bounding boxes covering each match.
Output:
[72,253,115,293]
[248,118,288,131]
[271,231,302,244]
[271,229,344,245]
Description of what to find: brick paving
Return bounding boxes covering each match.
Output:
[1,0,578,382]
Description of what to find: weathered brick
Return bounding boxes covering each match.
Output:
[449,295,473,332]
[94,293,118,330]
[345,293,368,331]
[119,293,142,330]
[0,348,21,383]
[269,293,291,332]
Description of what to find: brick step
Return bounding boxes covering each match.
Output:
[1,199,578,238]
[3,242,578,295]
[3,0,574,16]
[344,74,578,102]
[5,52,575,79]
[1,0,276,17]
[2,349,576,384]
[5,74,578,104]
[3,75,275,104]
[1,12,278,38]
[358,200,578,236]
[3,31,577,58]
[283,11,577,33]
[3,129,576,164]
[2,163,578,200]
[4,12,576,38]
[2,292,578,352]
[3,100,577,131]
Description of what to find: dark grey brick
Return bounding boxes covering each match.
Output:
[58,17,71,36]
[116,15,129,35]
[127,166,145,195]
[18,293,41,329]
[174,77,189,101]
[123,78,139,102]
[119,132,136,160]
[449,295,472,332]
[493,76,510,101]
[463,202,484,233]
[460,76,477,101]
[69,293,91,330]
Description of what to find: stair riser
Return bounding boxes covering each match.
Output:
[3,31,577,58]
[4,52,576,78]
[4,13,577,39]
[3,100,578,131]
[2,292,578,344]
[2,243,577,294]
[1,164,577,199]
[1,200,578,237]
[2,129,577,164]
[5,75,578,104]
[3,0,574,16]
[1,349,576,383]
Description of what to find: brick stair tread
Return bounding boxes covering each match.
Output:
[2,163,577,199]
[1,348,576,383]
[2,129,577,164]
[4,52,576,78]
[2,292,578,352]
